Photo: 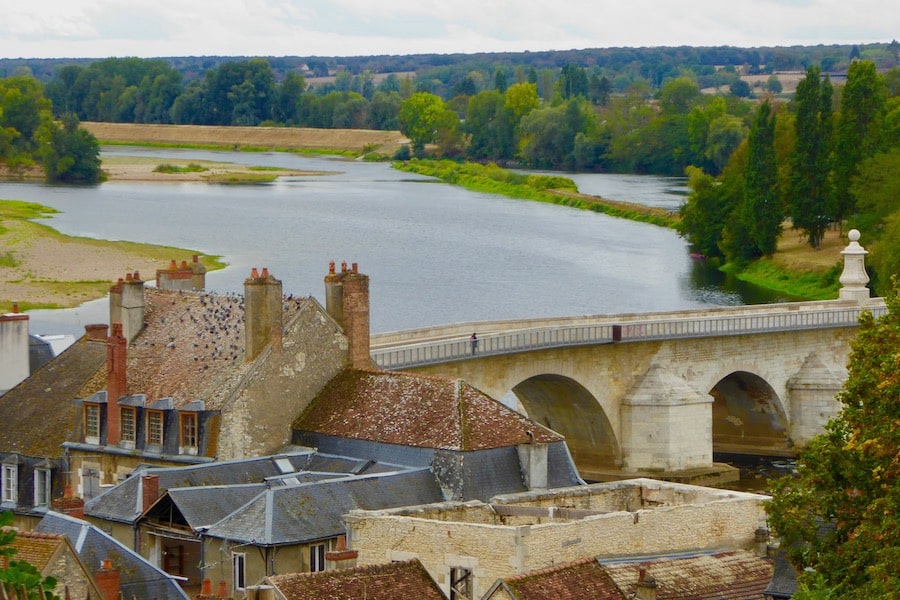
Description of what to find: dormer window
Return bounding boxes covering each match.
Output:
[121,407,136,448]
[179,413,198,455]
[84,403,101,444]
[1,464,17,503]
[34,468,51,507]
[147,410,164,447]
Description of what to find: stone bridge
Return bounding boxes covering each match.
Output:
[370,232,882,481]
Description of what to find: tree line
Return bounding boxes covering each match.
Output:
[678,60,900,294]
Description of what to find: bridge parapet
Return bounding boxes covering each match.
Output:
[371,299,886,370]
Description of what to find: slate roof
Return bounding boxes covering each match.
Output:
[764,548,798,599]
[33,511,190,600]
[266,558,447,600]
[0,287,313,458]
[203,468,444,545]
[0,335,106,458]
[293,369,563,451]
[85,450,317,523]
[602,550,774,599]
[491,557,625,600]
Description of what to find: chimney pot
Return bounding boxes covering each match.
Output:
[193,255,199,263]
[329,260,336,274]
[181,260,188,268]
[11,303,18,313]
[133,271,140,281]
[341,261,348,272]
[125,273,133,282]
[201,579,212,595]
[261,267,269,278]
[217,581,227,597]
[169,260,177,269]
[251,267,260,279]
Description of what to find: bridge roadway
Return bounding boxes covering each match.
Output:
[370,298,887,482]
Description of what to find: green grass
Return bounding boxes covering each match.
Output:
[0,252,18,268]
[722,258,842,300]
[394,159,678,228]
[153,162,209,174]
[205,172,279,184]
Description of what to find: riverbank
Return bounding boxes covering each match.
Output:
[0,200,223,312]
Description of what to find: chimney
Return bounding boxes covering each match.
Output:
[141,474,160,513]
[635,567,657,600]
[94,559,121,600]
[244,267,283,362]
[85,323,110,340]
[191,255,207,290]
[325,535,359,570]
[341,263,373,369]
[51,486,85,520]
[109,273,145,343]
[324,260,344,325]
[516,436,549,491]
[106,323,127,446]
[0,304,30,393]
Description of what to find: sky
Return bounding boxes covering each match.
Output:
[1,0,897,60]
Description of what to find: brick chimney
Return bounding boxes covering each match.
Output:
[0,303,29,393]
[635,567,657,600]
[323,262,373,369]
[94,559,120,600]
[51,486,85,520]
[85,323,110,340]
[109,272,145,343]
[244,267,283,362]
[141,474,160,513]
[325,535,359,570]
[106,323,127,446]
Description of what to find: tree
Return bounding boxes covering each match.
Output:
[787,66,834,248]
[742,100,781,256]
[1,511,62,600]
[465,90,514,160]
[832,60,887,224]
[38,114,103,184]
[556,64,588,100]
[767,284,900,598]
[398,92,459,155]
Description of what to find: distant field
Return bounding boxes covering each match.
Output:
[82,122,409,155]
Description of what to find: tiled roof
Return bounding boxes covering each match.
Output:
[7,530,67,572]
[267,558,447,600]
[0,287,312,457]
[0,335,106,457]
[34,511,190,600]
[603,550,774,599]
[293,369,563,451]
[86,288,310,410]
[499,557,625,600]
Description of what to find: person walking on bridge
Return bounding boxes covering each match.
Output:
[470,332,478,354]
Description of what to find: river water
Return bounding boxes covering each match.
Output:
[1,148,793,338]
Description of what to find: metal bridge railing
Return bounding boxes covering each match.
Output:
[371,302,887,370]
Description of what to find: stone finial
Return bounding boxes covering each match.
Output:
[839,229,870,302]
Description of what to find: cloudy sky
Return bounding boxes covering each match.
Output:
[1,0,896,59]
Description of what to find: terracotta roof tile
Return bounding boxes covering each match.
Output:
[293,369,563,451]
[7,530,66,571]
[502,557,625,599]
[603,551,774,599]
[267,559,446,600]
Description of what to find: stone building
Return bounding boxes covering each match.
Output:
[344,478,770,600]
[6,529,103,600]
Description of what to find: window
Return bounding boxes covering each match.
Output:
[121,407,136,445]
[147,411,164,446]
[1,465,17,503]
[309,542,327,572]
[450,567,473,600]
[179,413,198,454]
[34,468,51,507]
[232,553,246,592]
[84,403,100,443]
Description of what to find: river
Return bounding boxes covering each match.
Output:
[1,148,793,338]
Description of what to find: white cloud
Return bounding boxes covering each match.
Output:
[0,0,895,59]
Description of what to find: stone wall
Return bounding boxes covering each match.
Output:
[346,479,769,600]
[216,299,347,460]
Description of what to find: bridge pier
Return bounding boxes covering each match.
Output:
[787,353,845,447]
[620,365,714,473]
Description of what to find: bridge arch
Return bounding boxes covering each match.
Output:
[508,374,620,471]
[709,370,790,456]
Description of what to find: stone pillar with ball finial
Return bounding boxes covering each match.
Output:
[839,229,870,302]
